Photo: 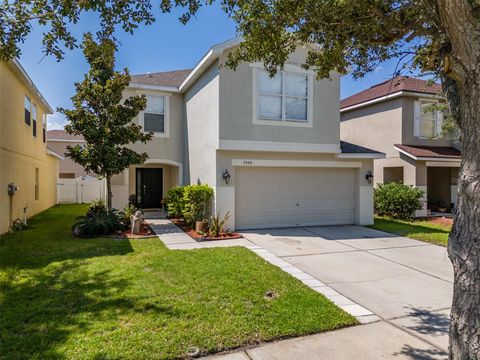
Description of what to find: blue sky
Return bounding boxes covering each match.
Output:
[19,3,416,129]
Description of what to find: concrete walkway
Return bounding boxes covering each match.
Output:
[147,219,452,359]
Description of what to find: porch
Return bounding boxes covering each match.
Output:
[110,160,183,210]
[384,144,461,217]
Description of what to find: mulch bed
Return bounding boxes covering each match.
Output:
[426,216,454,228]
[170,218,243,241]
[111,223,157,239]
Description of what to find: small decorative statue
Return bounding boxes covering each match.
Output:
[130,211,144,235]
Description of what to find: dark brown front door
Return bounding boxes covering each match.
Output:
[136,168,163,208]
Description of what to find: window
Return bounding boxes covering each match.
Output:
[42,114,47,143]
[420,101,436,137]
[256,69,310,124]
[32,104,37,137]
[34,168,39,201]
[415,100,443,138]
[24,96,31,126]
[143,96,165,133]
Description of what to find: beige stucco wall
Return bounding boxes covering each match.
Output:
[0,61,58,234]
[185,62,220,187]
[218,47,341,145]
[123,88,185,165]
[341,98,403,157]
[215,150,375,229]
[47,140,90,178]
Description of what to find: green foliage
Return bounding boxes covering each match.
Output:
[87,199,106,216]
[119,203,138,227]
[0,1,155,61]
[72,210,126,238]
[374,183,424,220]
[165,186,186,218]
[58,33,153,210]
[182,184,214,226]
[209,211,231,238]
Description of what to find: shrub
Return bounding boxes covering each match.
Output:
[119,204,137,227]
[209,211,231,237]
[72,210,126,238]
[87,199,106,216]
[166,186,186,218]
[182,184,214,226]
[374,182,424,219]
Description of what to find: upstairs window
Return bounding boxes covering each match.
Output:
[414,100,443,138]
[255,68,312,125]
[32,104,37,137]
[24,96,31,126]
[144,95,165,133]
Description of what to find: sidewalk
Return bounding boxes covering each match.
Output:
[204,321,447,360]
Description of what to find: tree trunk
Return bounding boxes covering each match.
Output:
[106,175,113,212]
[443,77,480,360]
[433,2,480,358]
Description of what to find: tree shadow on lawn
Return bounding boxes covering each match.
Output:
[0,261,180,359]
[0,205,135,271]
[373,219,451,238]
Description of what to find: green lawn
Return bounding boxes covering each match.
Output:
[369,217,451,246]
[0,205,356,359]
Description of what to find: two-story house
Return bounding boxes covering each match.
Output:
[111,37,383,230]
[0,59,60,234]
[341,76,461,216]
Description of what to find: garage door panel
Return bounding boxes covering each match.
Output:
[235,167,356,230]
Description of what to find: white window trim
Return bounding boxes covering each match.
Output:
[251,64,314,128]
[136,91,170,138]
[415,98,442,139]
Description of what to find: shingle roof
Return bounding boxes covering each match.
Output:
[341,76,442,110]
[47,130,85,141]
[130,69,192,87]
[340,141,383,154]
[395,144,461,159]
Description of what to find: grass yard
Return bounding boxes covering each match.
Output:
[0,205,356,359]
[370,217,452,247]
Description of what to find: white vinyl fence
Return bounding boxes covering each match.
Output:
[57,177,105,204]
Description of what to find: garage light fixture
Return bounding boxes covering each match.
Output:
[222,169,231,185]
[365,170,374,184]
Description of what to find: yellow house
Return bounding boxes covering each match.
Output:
[0,59,60,234]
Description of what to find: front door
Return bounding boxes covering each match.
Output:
[136,168,163,208]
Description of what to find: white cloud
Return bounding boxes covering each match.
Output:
[47,112,67,130]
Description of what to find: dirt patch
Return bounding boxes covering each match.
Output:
[170,218,243,241]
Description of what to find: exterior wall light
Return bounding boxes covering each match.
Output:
[365,170,374,184]
[222,169,231,185]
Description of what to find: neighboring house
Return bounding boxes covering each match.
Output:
[0,59,60,234]
[47,130,92,179]
[341,76,460,216]
[111,37,383,230]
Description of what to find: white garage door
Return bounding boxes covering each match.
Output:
[235,167,356,230]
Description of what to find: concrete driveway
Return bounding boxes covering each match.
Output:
[241,225,453,357]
